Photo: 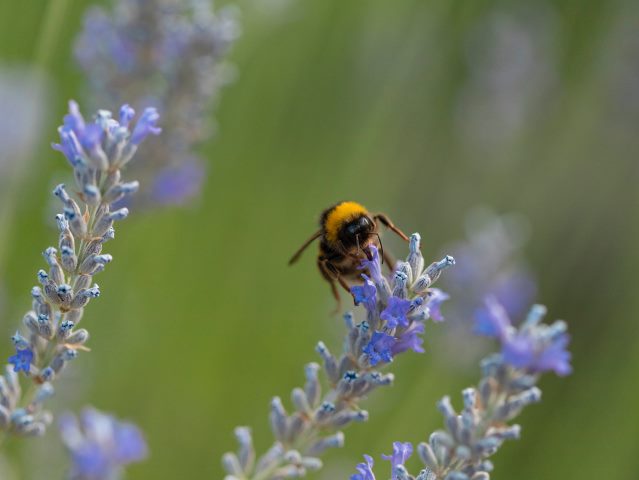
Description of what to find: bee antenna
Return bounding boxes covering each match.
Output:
[356,233,361,255]
[374,232,384,264]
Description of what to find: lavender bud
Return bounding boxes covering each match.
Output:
[430,431,455,450]
[49,263,65,286]
[57,320,75,340]
[56,284,73,305]
[394,465,412,480]
[269,397,287,441]
[291,388,310,414]
[444,473,469,480]
[314,402,335,423]
[65,308,84,325]
[103,180,140,204]
[222,453,242,476]
[392,269,409,298]
[407,233,424,277]
[285,414,306,443]
[255,443,285,474]
[33,383,55,405]
[23,312,40,335]
[462,388,477,410]
[303,363,321,407]
[55,213,69,232]
[315,342,338,384]
[74,274,92,291]
[37,313,53,338]
[83,184,101,205]
[66,329,89,345]
[39,367,55,382]
[328,409,368,427]
[306,431,344,456]
[60,245,77,271]
[11,332,29,350]
[418,442,439,470]
[234,427,255,473]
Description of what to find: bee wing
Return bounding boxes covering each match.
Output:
[288,230,322,265]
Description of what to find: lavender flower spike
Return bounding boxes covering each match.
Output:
[223,233,455,479]
[75,0,240,207]
[0,101,158,437]
[350,301,572,480]
[59,407,148,480]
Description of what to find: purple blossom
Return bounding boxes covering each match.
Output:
[382,441,413,469]
[503,332,572,376]
[59,407,148,479]
[476,298,572,376]
[381,296,411,329]
[119,104,135,127]
[392,322,425,355]
[474,296,511,339]
[351,274,377,312]
[535,333,572,375]
[360,245,384,285]
[363,331,396,366]
[130,107,161,145]
[8,347,33,373]
[426,288,449,322]
[351,454,376,480]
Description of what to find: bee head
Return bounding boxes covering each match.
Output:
[340,215,374,249]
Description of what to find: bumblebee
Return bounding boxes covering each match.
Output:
[289,201,409,305]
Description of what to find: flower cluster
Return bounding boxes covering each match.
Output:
[223,234,455,480]
[0,101,159,437]
[74,0,239,206]
[350,300,572,480]
[59,407,148,480]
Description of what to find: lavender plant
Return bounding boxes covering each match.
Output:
[75,0,239,206]
[349,297,572,480]
[0,100,160,438]
[59,407,148,480]
[223,234,455,479]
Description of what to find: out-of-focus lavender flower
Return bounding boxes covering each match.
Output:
[440,209,537,365]
[0,101,158,437]
[455,3,559,152]
[476,298,572,376]
[351,302,572,480]
[222,233,454,480]
[74,0,239,208]
[59,407,148,480]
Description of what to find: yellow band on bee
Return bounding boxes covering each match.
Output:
[325,201,369,243]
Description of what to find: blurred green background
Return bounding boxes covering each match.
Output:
[0,0,638,478]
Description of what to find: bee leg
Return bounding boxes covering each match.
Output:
[317,258,341,310]
[320,259,356,310]
[374,213,410,242]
